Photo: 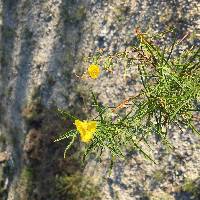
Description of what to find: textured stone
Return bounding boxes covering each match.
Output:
[0,0,200,199]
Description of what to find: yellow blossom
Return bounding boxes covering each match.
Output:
[87,64,100,79]
[74,119,97,143]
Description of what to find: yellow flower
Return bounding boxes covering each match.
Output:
[74,120,97,143]
[87,64,100,79]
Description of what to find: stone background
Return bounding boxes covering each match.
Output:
[0,0,200,199]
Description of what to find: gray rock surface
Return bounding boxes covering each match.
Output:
[0,0,200,199]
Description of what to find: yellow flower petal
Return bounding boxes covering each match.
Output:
[74,120,84,133]
[80,131,93,143]
[74,120,97,143]
[88,64,100,79]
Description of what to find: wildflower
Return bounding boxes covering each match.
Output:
[74,119,97,143]
[87,64,100,79]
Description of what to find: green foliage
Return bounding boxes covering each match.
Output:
[16,167,34,199]
[55,172,101,200]
[152,168,167,183]
[182,178,200,199]
[20,167,33,184]
[56,29,200,168]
